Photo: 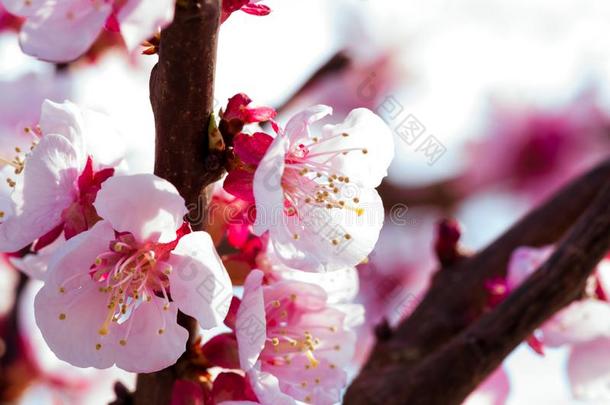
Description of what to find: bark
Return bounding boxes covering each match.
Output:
[345,157,610,404]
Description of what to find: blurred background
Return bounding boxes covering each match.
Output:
[1,0,610,403]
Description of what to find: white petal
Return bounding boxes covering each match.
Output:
[284,104,332,143]
[271,187,384,272]
[168,231,232,329]
[568,338,610,402]
[39,99,87,158]
[318,108,394,188]
[0,134,80,252]
[235,270,267,372]
[94,174,187,243]
[252,134,288,236]
[541,300,610,347]
[80,108,125,168]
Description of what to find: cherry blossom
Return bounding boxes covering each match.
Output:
[1,0,175,62]
[234,270,358,405]
[229,105,394,272]
[34,174,232,372]
[0,99,123,253]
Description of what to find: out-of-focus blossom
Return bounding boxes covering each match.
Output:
[567,337,610,402]
[0,100,123,253]
[464,98,610,201]
[34,174,232,372]
[235,270,358,405]
[221,0,270,24]
[1,0,175,62]
[234,105,393,272]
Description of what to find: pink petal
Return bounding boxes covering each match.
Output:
[212,372,258,403]
[19,1,112,62]
[117,0,175,51]
[235,270,267,371]
[201,333,240,369]
[224,168,255,203]
[233,132,273,166]
[241,3,271,16]
[94,174,187,244]
[168,232,232,328]
[113,298,188,373]
[1,0,46,17]
[568,338,610,401]
[247,369,296,405]
[171,380,205,405]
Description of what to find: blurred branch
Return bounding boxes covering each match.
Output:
[273,51,351,116]
[345,157,610,404]
[378,176,468,212]
[133,1,222,404]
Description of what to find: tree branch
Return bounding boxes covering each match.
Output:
[345,156,610,404]
[133,1,222,404]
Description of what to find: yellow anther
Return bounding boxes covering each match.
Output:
[158,329,165,335]
[119,339,127,346]
[95,343,102,351]
[271,337,280,346]
[58,313,66,320]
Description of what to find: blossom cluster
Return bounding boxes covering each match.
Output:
[0,89,394,405]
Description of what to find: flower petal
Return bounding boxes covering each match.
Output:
[168,231,232,329]
[252,135,288,236]
[19,1,112,62]
[94,174,187,244]
[247,369,297,405]
[34,221,119,369]
[318,108,394,188]
[117,0,175,51]
[235,270,266,371]
[541,300,610,347]
[114,298,188,373]
[284,105,332,143]
[0,134,80,252]
[568,338,610,401]
[270,187,384,271]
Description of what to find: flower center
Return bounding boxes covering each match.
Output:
[279,132,367,243]
[87,233,173,343]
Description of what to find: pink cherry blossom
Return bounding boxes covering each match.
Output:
[34,174,232,372]
[234,270,358,405]
[0,99,123,253]
[1,0,175,62]
[247,106,394,272]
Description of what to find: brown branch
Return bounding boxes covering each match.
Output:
[345,156,610,404]
[133,1,222,404]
